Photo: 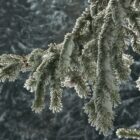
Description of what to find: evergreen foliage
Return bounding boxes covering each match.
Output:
[0,0,140,138]
[116,128,140,139]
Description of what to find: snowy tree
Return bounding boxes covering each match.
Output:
[0,0,31,54]
[0,0,140,139]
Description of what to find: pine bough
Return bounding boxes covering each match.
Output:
[0,0,140,138]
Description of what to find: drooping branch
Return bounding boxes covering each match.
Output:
[0,0,140,137]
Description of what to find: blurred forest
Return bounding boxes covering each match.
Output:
[0,0,140,140]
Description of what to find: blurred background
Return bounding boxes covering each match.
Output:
[0,0,140,140]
